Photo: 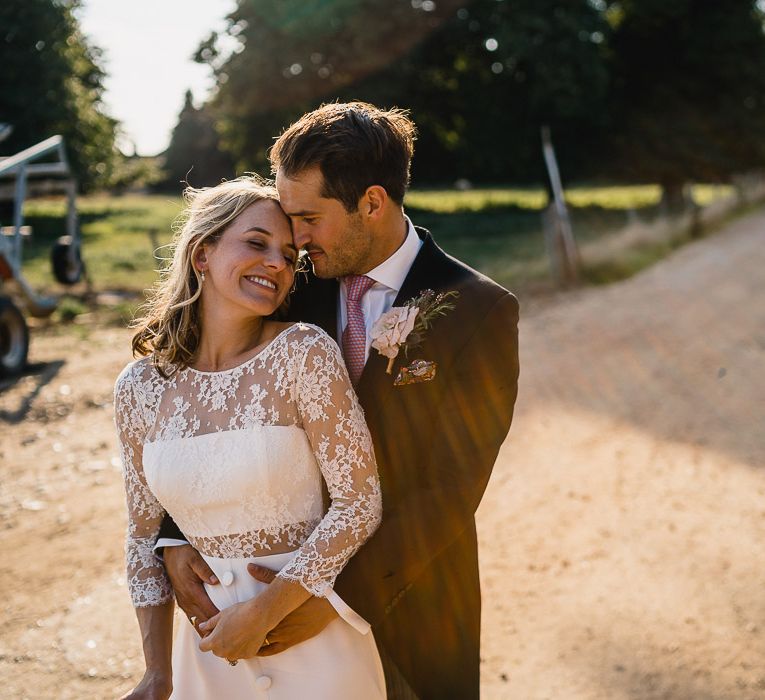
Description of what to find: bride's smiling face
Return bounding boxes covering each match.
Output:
[196,199,298,318]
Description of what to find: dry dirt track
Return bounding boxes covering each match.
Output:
[1,208,764,699]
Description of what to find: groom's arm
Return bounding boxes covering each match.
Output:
[157,512,185,541]
[333,291,520,626]
[158,515,221,628]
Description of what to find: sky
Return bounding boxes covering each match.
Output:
[77,0,236,156]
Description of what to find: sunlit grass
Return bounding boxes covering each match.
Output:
[565,185,662,209]
[405,184,734,213]
[20,194,182,293]
[405,188,547,212]
[691,184,734,206]
[15,184,736,308]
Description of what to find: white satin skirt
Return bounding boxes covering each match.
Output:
[170,551,386,699]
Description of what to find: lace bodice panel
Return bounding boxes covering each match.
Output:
[143,426,324,554]
[114,323,382,607]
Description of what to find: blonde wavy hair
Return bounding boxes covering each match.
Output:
[131,175,282,377]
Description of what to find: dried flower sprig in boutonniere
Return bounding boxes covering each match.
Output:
[371,289,459,374]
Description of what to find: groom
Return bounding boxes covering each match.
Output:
[160,102,519,699]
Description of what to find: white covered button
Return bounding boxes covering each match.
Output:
[221,570,234,586]
[255,675,272,690]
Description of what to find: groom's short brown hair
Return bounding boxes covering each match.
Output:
[270,101,416,212]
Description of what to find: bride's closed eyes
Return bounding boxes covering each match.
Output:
[247,236,297,265]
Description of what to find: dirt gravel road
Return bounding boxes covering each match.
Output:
[2,207,764,699]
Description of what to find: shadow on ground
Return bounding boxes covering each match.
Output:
[518,209,765,469]
[0,360,64,422]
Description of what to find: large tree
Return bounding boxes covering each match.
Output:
[339,0,611,183]
[604,0,765,208]
[196,0,610,183]
[197,0,765,190]
[195,0,468,173]
[198,0,468,112]
[157,90,236,192]
[0,0,118,191]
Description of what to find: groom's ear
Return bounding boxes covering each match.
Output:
[361,185,387,221]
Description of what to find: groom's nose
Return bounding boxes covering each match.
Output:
[292,223,311,250]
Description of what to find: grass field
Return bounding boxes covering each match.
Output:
[12,184,733,324]
[406,183,731,289]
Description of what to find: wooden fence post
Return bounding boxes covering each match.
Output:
[541,125,580,285]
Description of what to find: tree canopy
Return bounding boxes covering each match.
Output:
[4,0,763,196]
[190,0,765,194]
[339,0,612,183]
[0,0,117,191]
[196,0,611,183]
[604,0,765,204]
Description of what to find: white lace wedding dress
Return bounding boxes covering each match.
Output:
[114,323,385,699]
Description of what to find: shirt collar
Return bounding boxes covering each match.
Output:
[363,216,422,293]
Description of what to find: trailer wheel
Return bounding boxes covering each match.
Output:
[51,235,85,285]
[0,296,29,377]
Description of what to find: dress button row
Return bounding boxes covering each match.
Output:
[255,675,272,690]
[221,570,234,586]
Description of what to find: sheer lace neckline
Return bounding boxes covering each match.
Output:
[186,322,300,376]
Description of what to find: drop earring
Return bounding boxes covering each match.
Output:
[200,271,205,283]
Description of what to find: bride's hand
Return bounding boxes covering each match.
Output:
[197,600,268,661]
[119,669,172,700]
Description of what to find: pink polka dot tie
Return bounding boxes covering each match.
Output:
[342,275,375,385]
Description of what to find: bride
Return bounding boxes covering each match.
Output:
[114,176,385,699]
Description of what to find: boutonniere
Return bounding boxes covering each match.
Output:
[370,289,459,382]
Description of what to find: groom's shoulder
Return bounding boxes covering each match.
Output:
[443,249,511,297]
[420,229,517,314]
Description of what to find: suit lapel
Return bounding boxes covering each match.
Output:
[294,229,455,403]
[356,228,452,400]
[392,228,451,306]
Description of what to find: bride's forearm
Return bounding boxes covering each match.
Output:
[135,601,174,678]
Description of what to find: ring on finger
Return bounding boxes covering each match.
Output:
[189,615,198,627]
[227,659,238,666]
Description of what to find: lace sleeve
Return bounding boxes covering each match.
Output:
[114,364,173,607]
[277,329,382,597]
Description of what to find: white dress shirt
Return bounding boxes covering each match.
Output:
[338,216,423,362]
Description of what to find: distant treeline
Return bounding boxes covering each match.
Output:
[3,0,765,202]
[162,0,765,206]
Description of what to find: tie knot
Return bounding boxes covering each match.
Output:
[344,275,375,302]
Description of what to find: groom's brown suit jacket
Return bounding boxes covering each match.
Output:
[161,228,519,699]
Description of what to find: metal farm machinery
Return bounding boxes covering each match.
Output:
[0,129,85,377]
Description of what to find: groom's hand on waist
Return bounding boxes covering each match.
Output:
[163,544,220,634]
[248,564,338,656]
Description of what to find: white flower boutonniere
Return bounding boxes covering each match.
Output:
[370,305,419,374]
[370,289,459,375]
